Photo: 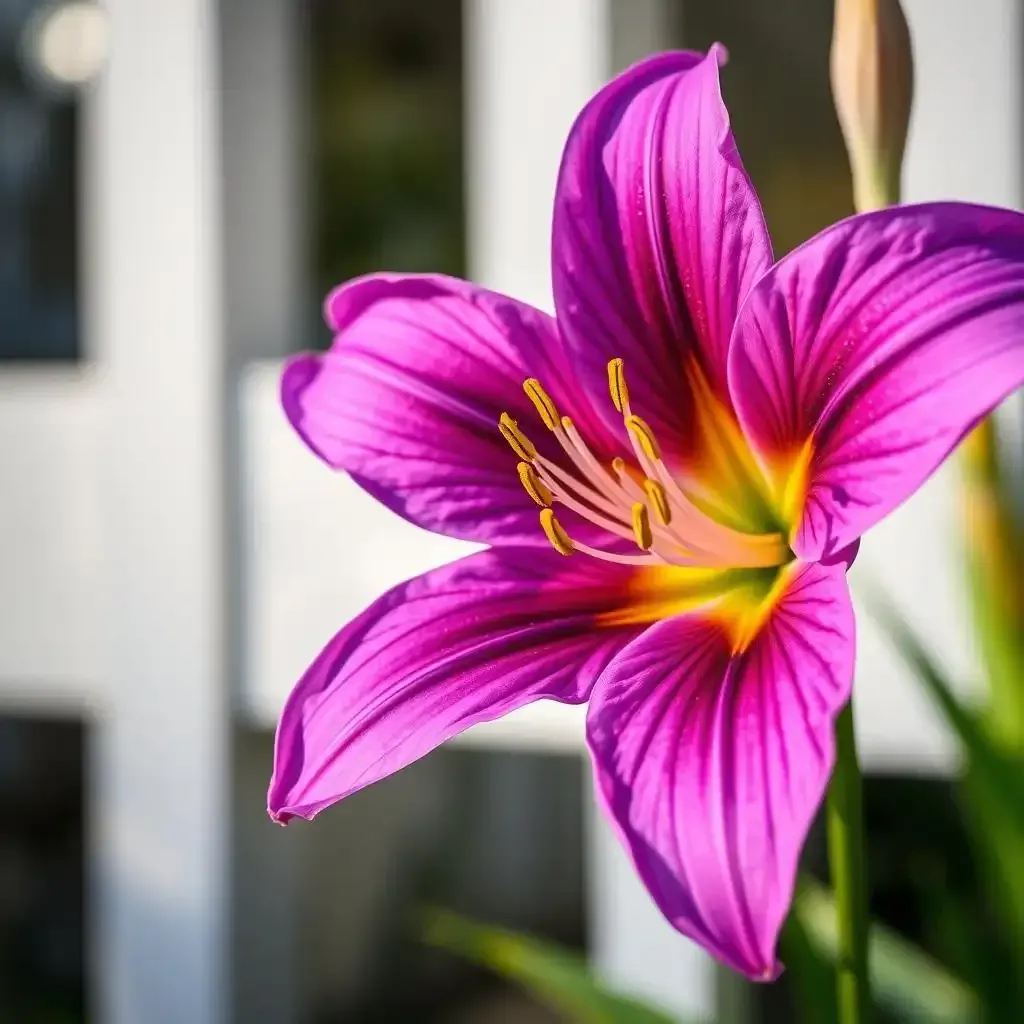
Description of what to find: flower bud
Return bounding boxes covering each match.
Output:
[830,0,914,211]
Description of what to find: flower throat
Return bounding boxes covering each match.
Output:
[498,359,791,570]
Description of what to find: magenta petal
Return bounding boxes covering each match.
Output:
[269,547,643,824]
[729,203,1024,559]
[586,561,855,978]
[551,47,773,454]
[283,273,617,547]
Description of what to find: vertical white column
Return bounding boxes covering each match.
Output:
[903,0,1022,208]
[464,0,607,311]
[90,1,229,1021]
[466,1,716,1018]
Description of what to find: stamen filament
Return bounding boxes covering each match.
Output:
[622,409,787,567]
[534,462,637,542]
[536,456,629,524]
[570,540,662,566]
[614,466,721,561]
[506,364,793,571]
[558,417,622,501]
[542,510,664,565]
[609,359,727,555]
[649,456,787,567]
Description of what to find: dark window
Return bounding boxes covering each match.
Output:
[756,776,994,1024]
[0,1,79,361]
[680,0,854,257]
[306,0,464,350]
[0,714,86,1022]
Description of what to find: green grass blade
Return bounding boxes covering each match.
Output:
[421,909,692,1024]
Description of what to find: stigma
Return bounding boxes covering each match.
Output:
[499,362,790,569]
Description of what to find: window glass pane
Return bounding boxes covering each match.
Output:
[0,1,79,361]
[308,0,463,350]
[236,732,586,1022]
[0,714,86,1022]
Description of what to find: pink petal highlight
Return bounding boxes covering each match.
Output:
[551,47,773,460]
[269,547,645,824]
[587,560,855,978]
[729,203,1024,559]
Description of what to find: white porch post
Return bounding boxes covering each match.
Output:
[91,1,229,1022]
[464,0,604,311]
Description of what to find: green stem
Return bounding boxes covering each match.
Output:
[827,700,871,1023]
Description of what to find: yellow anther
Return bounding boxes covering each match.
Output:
[560,415,574,432]
[631,502,653,551]
[608,358,629,413]
[625,415,661,461]
[643,479,672,525]
[611,456,627,476]
[540,508,574,556]
[523,378,559,430]
[498,412,537,461]
[517,461,553,507]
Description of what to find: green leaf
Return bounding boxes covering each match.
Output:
[420,908,690,1024]
[794,879,980,1024]
[959,417,1024,749]
[861,585,1021,815]
[860,583,1024,937]
[964,536,1024,749]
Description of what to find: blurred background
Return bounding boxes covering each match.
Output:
[0,0,1020,1021]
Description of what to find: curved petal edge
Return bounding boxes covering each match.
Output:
[587,560,856,978]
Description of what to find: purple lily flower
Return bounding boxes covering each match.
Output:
[268,46,1024,978]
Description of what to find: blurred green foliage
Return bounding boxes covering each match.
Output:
[862,418,1024,1021]
[421,908,684,1024]
[309,0,464,338]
